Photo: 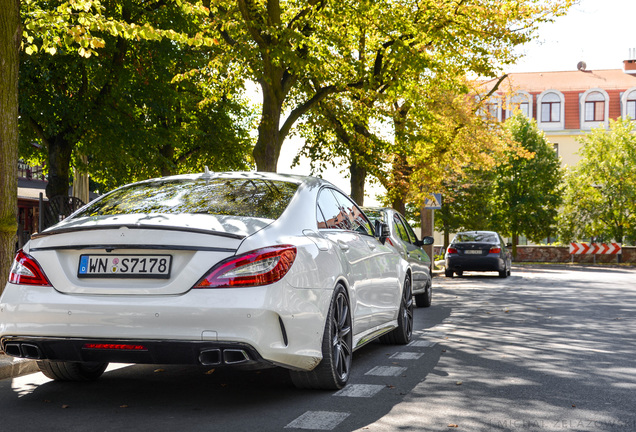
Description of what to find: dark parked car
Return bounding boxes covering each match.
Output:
[444,231,511,278]
[363,207,435,307]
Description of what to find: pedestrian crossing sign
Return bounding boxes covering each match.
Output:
[424,193,442,209]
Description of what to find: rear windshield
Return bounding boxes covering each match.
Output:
[73,178,299,220]
[454,232,498,243]
[362,209,386,223]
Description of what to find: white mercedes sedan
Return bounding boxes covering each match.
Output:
[1,171,413,390]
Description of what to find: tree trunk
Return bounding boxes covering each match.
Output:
[160,144,175,177]
[45,135,74,199]
[0,0,21,289]
[253,83,284,172]
[420,207,434,262]
[349,158,366,205]
[390,153,409,214]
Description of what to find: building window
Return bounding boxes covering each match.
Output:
[485,102,498,119]
[541,93,561,122]
[627,94,636,120]
[620,88,636,121]
[584,91,605,122]
[580,88,609,130]
[505,92,533,120]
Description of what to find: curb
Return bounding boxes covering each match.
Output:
[0,354,39,380]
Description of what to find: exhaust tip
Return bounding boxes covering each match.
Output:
[21,343,43,359]
[3,343,22,357]
[199,349,221,366]
[223,349,250,365]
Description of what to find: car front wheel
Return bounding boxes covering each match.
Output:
[37,360,108,381]
[290,284,352,390]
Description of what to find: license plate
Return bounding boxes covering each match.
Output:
[464,250,482,255]
[78,254,172,278]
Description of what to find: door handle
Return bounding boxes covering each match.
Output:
[337,240,350,251]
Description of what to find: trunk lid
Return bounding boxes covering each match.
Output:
[26,214,273,295]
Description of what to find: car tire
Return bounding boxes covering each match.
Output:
[290,284,352,390]
[380,274,413,345]
[499,266,508,278]
[36,360,108,381]
[444,268,453,278]
[415,280,432,308]
[456,271,463,277]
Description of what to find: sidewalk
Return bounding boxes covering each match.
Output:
[0,354,39,380]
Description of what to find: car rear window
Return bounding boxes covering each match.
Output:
[455,232,498,243]
[73,178,299,220]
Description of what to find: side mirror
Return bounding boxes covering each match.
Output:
[415,236,434,247]
[421,236,434,246]
[375,220,390,245]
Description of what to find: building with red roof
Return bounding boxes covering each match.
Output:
[481,54,636,167]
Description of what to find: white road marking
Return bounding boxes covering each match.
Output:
[389,352,424,360]
[285,411,350,430]
[408,340,437,347]
[334,384,385,398]
[365,366,407,377]
[421,331,446,338]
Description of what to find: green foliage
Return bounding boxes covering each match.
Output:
[21,0,214,58]
[291,0,573,205]
[493,113,563,247]
[19,0,253,196]
[558,118,636,244]
[435,168,497,236]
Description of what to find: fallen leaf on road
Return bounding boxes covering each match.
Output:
[456,381,463,386]
[120,404,128,408]
[62,405,70,409]
[154,368,165,373]
[205,369,216,374]
[448,424,459,428]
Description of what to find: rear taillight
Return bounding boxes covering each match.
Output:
[194,245,297,289]
[489,247,501,254]
[447,247,458,254]
[8,250,51,286]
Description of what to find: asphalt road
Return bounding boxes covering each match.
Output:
[1,265,634,432]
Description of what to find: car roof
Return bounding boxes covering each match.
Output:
[456,230,499,235]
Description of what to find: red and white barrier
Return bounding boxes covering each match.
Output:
[569,242,622,255]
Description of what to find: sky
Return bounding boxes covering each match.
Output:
[275,0,636,204]
[508,0,636,73]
